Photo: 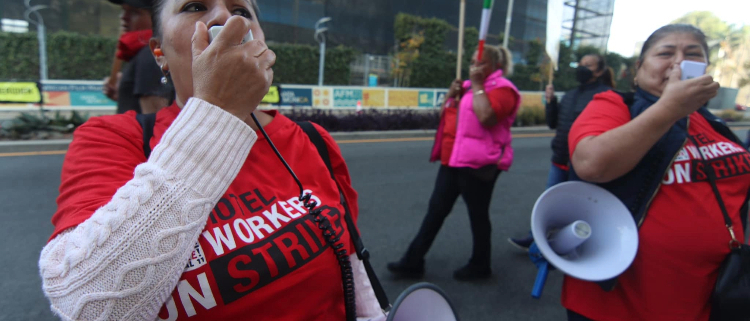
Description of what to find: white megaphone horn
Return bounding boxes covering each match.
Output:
[386,283,460,321]
[530,181,639,295]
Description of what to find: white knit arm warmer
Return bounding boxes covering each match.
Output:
[38,98,257,321]
[353,254,387,320]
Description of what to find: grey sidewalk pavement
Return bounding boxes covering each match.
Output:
[0,126,554,154]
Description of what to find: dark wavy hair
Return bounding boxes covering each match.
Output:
[584,53,615,88]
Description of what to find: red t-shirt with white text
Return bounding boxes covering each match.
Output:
[50,105,359,321]
[565,91,749,321]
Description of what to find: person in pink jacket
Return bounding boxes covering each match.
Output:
[388,45,521,281]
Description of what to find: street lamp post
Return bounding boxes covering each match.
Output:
[24,0,49,113]
[315,17,331,86]
[24,0,48,81]
[503,0,514,49]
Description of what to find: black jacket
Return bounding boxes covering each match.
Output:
[546,81,612,165]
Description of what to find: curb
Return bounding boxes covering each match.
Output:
[0,126,556,154]
[4,123,748,154]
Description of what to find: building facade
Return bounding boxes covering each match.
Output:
[257,0,549,57]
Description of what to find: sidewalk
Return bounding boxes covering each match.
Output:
[4,122,749,154]
[0,126,554,154]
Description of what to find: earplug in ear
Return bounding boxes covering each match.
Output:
[154,48,163,57]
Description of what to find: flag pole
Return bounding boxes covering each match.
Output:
[456,0,466,79]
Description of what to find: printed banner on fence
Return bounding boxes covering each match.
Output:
[362,89,385,108]
[435,91,448,107]
[261,85,281,105]
[43,82,113,107]
[280,88,313,106]
[312,87,333,108]
[1,81,544,110]
[388,90,419,108]
[418,91,435,108]
[0,82,42,103]
[333,89,363,108]
[520,92,542,109]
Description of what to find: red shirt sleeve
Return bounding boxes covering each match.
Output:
[568,90,631,157]
[50,113,145,241]
[311,123,359,224]
[486,87,519,122]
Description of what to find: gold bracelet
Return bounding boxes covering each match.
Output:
[474,90,485,96]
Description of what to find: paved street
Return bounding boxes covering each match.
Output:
[1,128,747,321]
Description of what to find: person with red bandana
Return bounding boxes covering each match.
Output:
[102,0,172,114]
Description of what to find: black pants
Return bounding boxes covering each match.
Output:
[403,165,500,267]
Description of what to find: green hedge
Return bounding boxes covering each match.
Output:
[394,13,479,89]
[271,43,358,85]
[0,31,357,85]
[0,32,117,81]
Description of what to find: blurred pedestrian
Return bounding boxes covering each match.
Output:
[387,45,521,281]
[102,0,172,114]
[508,54,615,250]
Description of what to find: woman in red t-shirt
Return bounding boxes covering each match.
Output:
[38,2,384,321]
[565,25,748,320]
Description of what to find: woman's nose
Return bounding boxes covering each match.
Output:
[673,52,685,65]
[205,6,233,29]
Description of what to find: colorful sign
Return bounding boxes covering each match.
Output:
[0,81,545,110]
[261,85,280,105]
[312,87,332,108]
[418,91,435,108]
[0,82,42,103]
[520,92,543,109]
[333,88,363,108]
[435,91,448,107]
[368,74,378,87]
[281,88,313,106]
[41,82,113,107]
[388,90,419,108]
[362,89,385,108]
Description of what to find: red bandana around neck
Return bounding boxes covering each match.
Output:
[116,29,153,62]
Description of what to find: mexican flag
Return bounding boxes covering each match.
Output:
[478,0,494,60]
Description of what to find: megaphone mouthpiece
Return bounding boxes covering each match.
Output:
[548,220,592,255]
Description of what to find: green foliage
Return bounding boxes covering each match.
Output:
[0,31,357,85]
[0,31,116,81]
[514,106,546,127]
[393,13,479,88]
[714,109,745,122]
[0,111,89,139]
[272,43,358,85]
[671,11,731,42]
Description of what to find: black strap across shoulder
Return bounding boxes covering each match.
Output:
[136,113,157,159]
[296,121,391,311]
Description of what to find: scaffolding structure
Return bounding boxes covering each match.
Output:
[563,0,614,51]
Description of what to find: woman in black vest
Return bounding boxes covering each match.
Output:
[564,25,748,321]
[509,54,615,250]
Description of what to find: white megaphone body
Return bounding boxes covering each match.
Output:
[529,181,639,297]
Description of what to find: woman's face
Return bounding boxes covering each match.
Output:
[120,5,152,32]
[152,0,265,106]
[471,50,500,77]
[635,32,708,97]
[579,55,604,81]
